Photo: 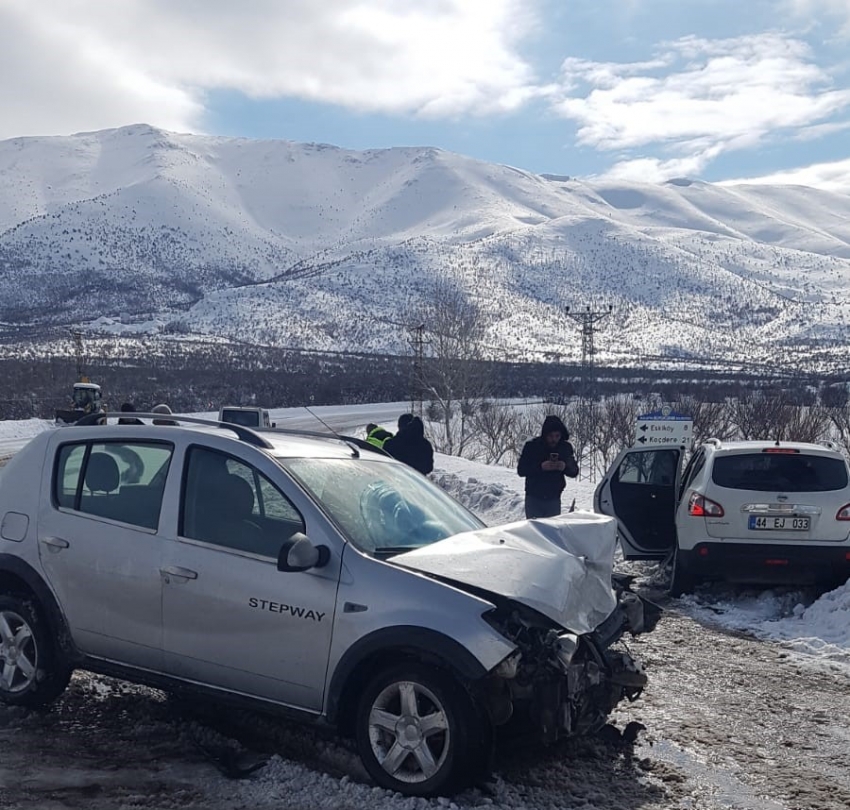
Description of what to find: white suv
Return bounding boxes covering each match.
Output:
[596,440,850,594]
[0,414,659,796]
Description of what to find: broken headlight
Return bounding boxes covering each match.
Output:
[552,632,579,673]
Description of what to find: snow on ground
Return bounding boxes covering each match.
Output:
[433,452,598,526]
[0,417,53,441]
[0,417,53,459]
[678,581,850,672]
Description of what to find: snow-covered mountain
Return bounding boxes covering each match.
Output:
[2,123,850,370]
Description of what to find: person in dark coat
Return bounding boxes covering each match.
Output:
[384,415,434,475]
[118,402,143,425]
[517,415,579,519]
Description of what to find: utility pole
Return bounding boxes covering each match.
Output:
[564,305,613,484]
[565,305,613,402]
[70,329,86,381]
[408,323,426,420]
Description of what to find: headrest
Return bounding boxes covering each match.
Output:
[85,452,120,493]
[222,474,255,517]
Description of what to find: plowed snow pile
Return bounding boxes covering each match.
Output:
[761,580,850,665]
[680,580,850,672]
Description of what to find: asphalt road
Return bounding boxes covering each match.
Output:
[0,403,410,460]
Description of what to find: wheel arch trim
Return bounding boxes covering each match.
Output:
[0,554,75,657]
[326,625,488,725]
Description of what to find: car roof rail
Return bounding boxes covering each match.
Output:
[704,437,722,448]
[73,412,274,449]
[265,427,392,458]
[71,413,386,457]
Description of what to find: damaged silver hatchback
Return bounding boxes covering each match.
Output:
[0,415,660,796]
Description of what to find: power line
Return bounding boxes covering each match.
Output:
[565,304,613,401]
[407,323,427,420]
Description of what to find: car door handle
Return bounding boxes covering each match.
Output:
[40,536,70,550]
[160,566,198,581]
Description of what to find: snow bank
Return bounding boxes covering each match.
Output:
[0,418,53,459]
[680,580,850,673]
[0,418,53,441]
[433,452,598,526]
[763,580,850,665]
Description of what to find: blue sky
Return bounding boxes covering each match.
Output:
[3,0,850,187]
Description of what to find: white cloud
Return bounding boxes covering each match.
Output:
[552,33,850,181]
[0,0,538,139]
[718,158,850,191]
[786,0,850,33]
[599,147,724,184]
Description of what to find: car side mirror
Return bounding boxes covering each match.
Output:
[277,533,330,572]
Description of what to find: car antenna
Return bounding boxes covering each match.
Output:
[303,404,360,458]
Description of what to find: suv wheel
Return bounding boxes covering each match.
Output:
[0,596,70,707]
[668,545,696,597]
[355,664,483,796]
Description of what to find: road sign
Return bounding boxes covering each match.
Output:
[633,410,693,448]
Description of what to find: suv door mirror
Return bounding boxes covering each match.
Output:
[277,533,330,572]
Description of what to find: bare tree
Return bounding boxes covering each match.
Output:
[469,401,519,465]
[674,395,736,445]
[829,404,850,454]
[783,404,830,444]
[729,390,795,441]
[407,276,492,455]
[594,396,641,473]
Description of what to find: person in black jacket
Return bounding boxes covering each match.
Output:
[517,415,579,519]
[118,402,143,425]
[384,415,434,475]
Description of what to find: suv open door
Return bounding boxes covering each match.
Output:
[595,446,684,559]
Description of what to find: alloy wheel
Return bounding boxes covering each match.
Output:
[367,680,451,784]
[0,610,38,694]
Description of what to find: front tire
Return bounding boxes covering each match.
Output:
[355,664,484,796]
[0,595,70,707]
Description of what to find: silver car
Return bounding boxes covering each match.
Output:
[0,415,659,796]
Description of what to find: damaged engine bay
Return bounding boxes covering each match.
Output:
[478,577,662,743]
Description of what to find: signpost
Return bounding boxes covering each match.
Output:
[632,405,693,449]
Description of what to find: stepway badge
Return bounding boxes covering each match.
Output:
[632,406,693,448]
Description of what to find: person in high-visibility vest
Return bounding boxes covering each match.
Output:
[365,423,393,449]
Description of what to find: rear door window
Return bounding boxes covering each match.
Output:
[712,453,849,492]
[54,441,174,529]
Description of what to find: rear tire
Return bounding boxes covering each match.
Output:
[355,663,486,796]
[0,595,71,708]
[668,545,696,597]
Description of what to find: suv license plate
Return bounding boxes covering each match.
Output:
[748,516,810,531]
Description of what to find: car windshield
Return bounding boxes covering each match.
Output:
[279,457,483,554]
[712,452,849,492]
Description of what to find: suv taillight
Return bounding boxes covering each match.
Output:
[688,491,724,518]
[836,504,850,521]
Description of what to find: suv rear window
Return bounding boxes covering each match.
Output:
[712,453,849,492]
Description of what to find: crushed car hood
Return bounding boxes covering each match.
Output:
[390,511,618,635]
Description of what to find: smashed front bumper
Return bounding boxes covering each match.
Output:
[480,584,661,743]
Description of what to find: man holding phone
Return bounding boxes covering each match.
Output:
[517,414,579,519]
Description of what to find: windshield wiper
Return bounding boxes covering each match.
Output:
[373,545,424,558]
